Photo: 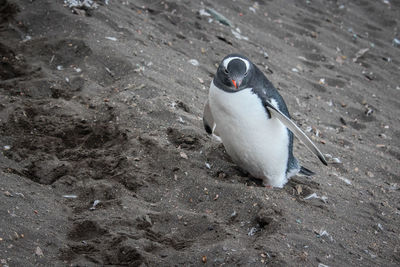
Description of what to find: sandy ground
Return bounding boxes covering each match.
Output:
[1,0,399,266]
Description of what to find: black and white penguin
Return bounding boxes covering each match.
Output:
[203,53,327,188]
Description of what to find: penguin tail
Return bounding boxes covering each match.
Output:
[299,166,315,176]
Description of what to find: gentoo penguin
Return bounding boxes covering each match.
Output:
[203,54,327,188]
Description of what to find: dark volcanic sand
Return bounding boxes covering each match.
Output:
[1,0,399,266]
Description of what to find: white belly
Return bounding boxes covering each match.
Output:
[209,82,289,187]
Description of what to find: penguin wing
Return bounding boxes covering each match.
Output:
[203,100,219,136]
[265,100,328,165]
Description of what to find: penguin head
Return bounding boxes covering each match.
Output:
[215,54,253,92]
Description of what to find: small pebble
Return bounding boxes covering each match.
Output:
[379,133,387,139]
[231,210,237,218]
[15,192,25,198]
[334,172,352,185]
[248,227,258,236]
[177,117,185,124]
[63,194,78,199]
[364,249,377,258]
[188,59,199,66]
[180,151,188,159]
[304,193,318,200]
[310,31,318,38]
[90,200,101,210]
[105,36,117,41]
[35,246,44,257]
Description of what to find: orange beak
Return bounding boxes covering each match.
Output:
[232,79,241,89]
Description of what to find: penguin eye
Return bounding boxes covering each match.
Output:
[244,71,248,77]
[223,68,229,74]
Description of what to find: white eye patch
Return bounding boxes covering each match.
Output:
[222,56,250,73]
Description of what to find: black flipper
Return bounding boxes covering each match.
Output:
[203,100,220,136]
[299,166,315,176]
[203,100,213,135]
[264,100,328,166]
